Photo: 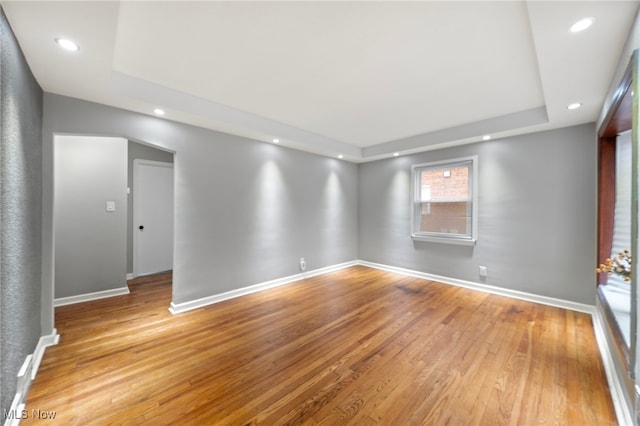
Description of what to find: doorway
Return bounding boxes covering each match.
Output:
[53,135,176,304]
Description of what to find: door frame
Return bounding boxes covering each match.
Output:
[132,159,175,278]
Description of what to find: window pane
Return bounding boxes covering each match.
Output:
[420,165,470,202]
[419,201,470,235]
[609,130,632,289]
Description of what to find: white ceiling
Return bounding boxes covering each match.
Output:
[2,1,638,162]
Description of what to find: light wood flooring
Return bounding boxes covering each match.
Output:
[24,266,616,425]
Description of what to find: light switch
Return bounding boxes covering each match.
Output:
[106,201,116,212]
[479,266,487,277]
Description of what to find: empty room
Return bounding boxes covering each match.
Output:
[1,1,639,425]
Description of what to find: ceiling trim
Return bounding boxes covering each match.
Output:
[112,71,552,162]
[362,106,549,158]
[110,71,362,158]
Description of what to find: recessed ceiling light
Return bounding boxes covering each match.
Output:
[482,135,491,141]
[338,154,344,159]
[393,152,399,157]
[567,102,582,110]
[570,17,594,33]
[272,138,280,144]
[154,108,165,116]
[54,38,79,51]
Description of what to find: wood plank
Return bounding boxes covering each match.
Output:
[22,266,616,425]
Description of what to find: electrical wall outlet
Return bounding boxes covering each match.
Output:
[299,257,306,272]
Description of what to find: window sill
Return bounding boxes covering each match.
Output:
[411,234,477,246]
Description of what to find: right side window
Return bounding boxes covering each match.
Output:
[411,156,477,245]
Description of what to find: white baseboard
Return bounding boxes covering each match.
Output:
[169,261,358,314]
[357,260,595,314]
[3,329,60,426]
[4,355,33,426]
[169,259,595,315]
[126,273,135,280]
[592,307,634,426]
[30,330,60,380]
[54,286,130,307]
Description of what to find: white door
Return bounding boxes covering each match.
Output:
[134,160,174,276]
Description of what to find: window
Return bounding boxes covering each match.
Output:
[411,156,477,245]
[609,130,632,289]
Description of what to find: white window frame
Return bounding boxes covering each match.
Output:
[411,155,478,246]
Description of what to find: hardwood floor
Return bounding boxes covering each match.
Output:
[24,266,616,425]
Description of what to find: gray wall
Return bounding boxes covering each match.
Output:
[54,136,128,298]
[127,141,174,275]
[41,93,358,320]
[359,123,597,305]
[0,7,43,415]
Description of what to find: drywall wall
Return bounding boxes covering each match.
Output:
[359,123,597,305]
[0,7,43,415]
[41,93,358,322]
[127,141,174,275]
[54,136,128,298]
[598,7,639,129]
